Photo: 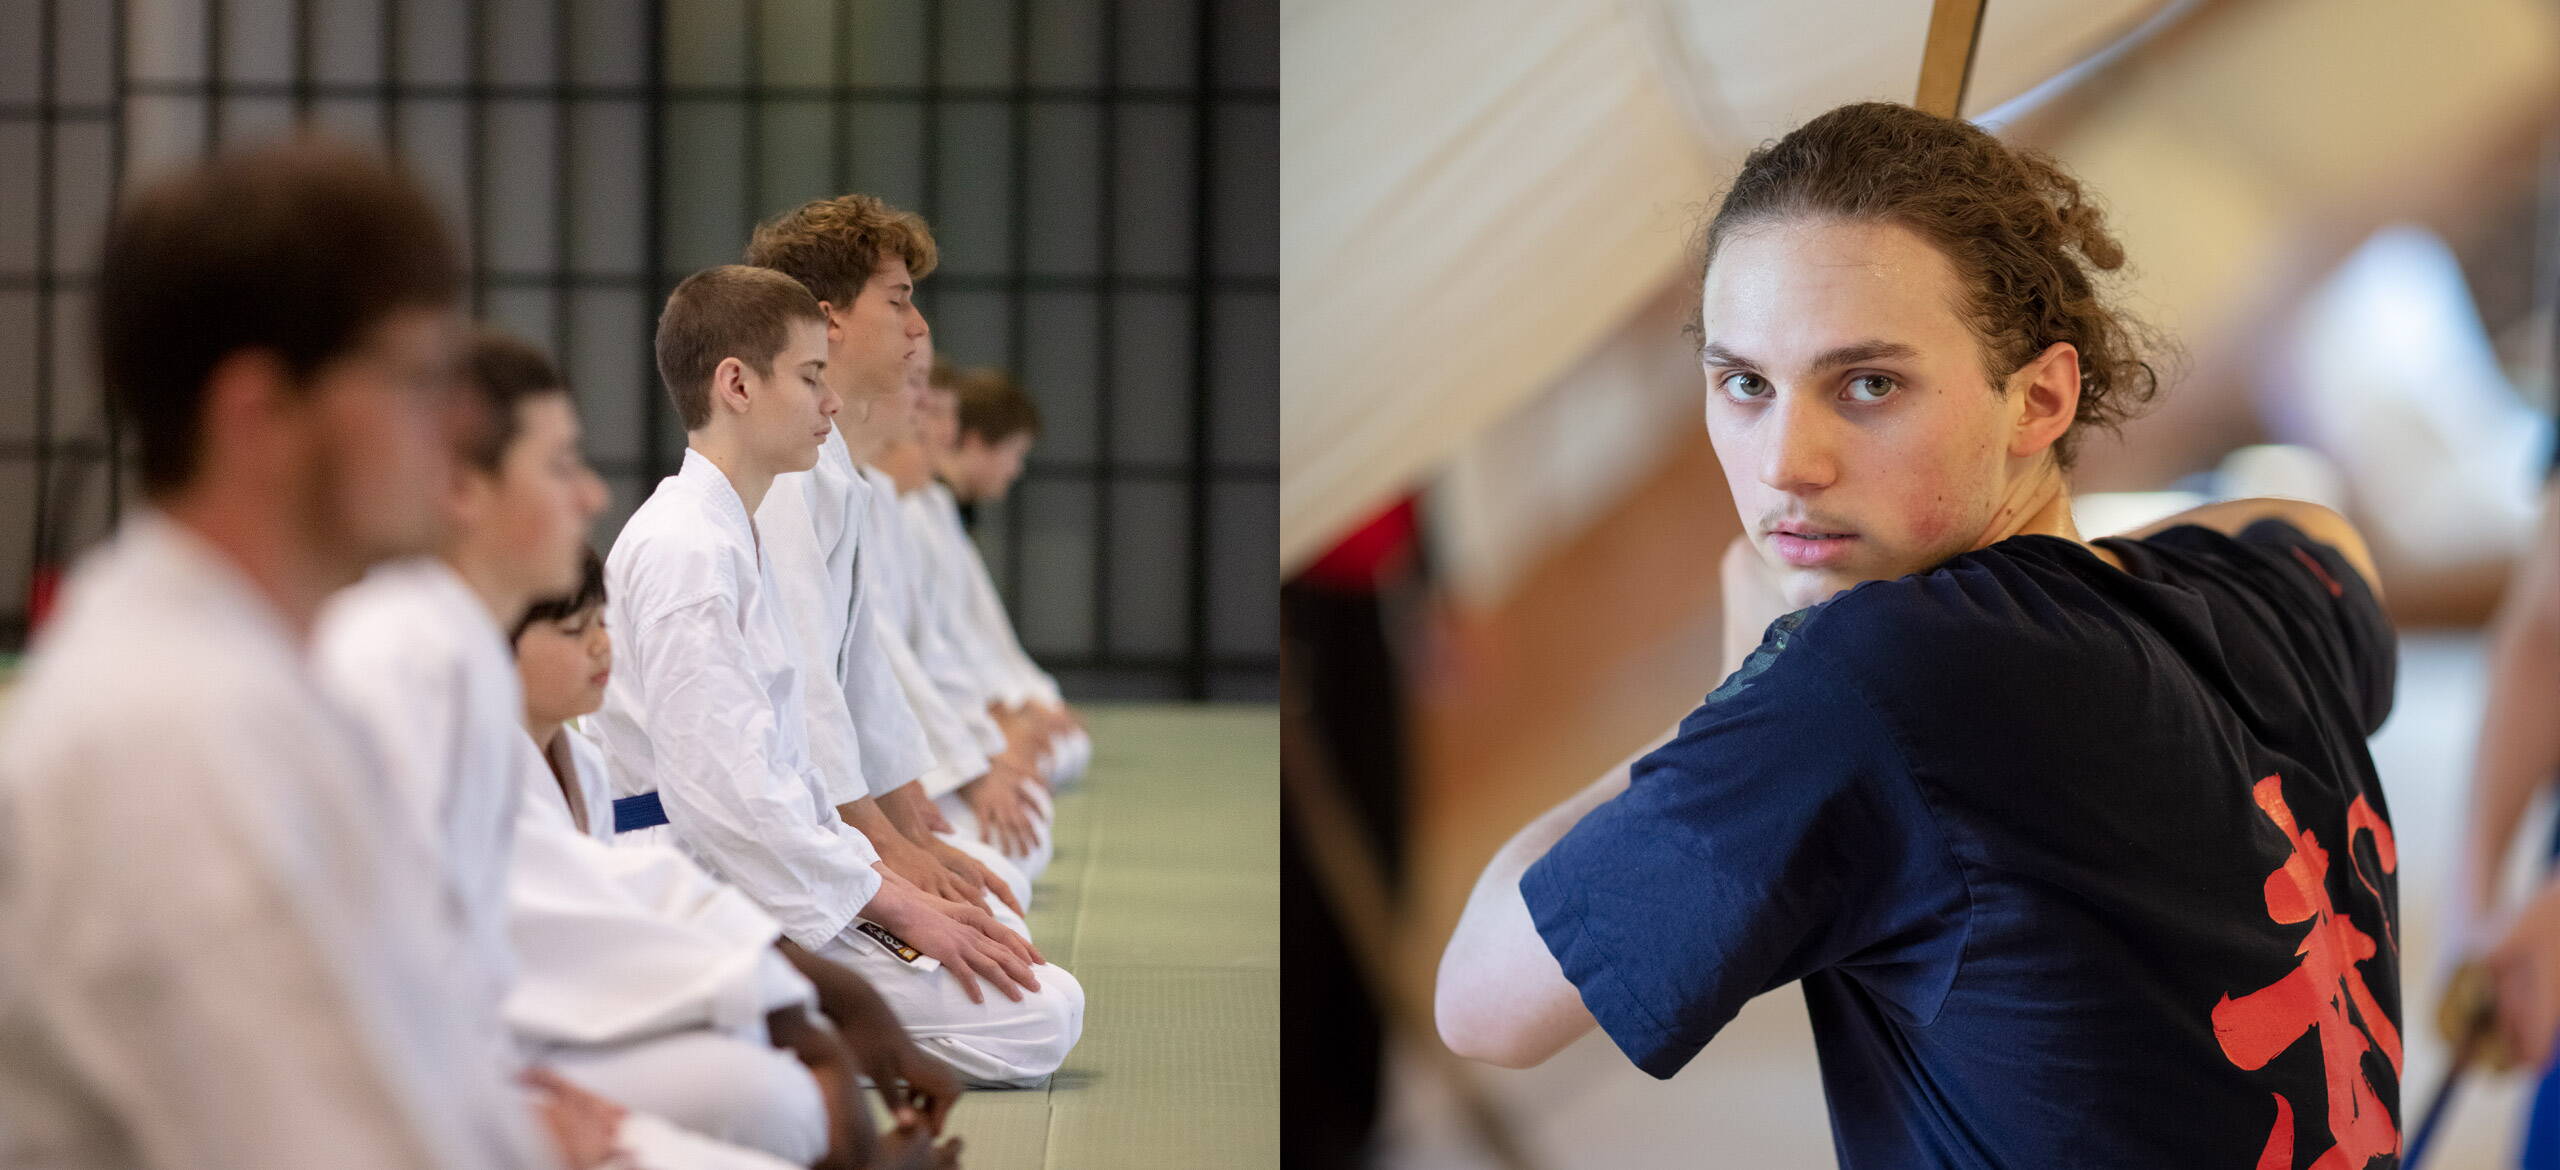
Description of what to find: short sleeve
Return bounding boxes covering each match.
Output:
[2149,519,2396,734]
[1519,631,1968,1079]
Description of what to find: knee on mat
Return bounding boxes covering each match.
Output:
[938,963,1088,1088]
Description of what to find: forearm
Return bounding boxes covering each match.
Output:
[875,781,943,846]
[834,795,922,860]
[1437,737,1657,1067]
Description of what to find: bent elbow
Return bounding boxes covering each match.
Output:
[1434,968,1546,1069]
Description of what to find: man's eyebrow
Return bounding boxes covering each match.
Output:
[1698,342,1756,369]
[1700,339,1920,373]
[1809,340,1919,370]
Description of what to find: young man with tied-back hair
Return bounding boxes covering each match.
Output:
[1439,103,2401,1168]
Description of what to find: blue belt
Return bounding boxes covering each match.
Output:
[612,791,669,834]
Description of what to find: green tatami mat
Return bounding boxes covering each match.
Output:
[938,704,1277,1170]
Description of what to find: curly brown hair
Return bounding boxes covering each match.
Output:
[1696,102,2170,466]
[744,193,938,311]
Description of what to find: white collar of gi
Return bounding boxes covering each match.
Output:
[676,447,755,538]
[113,511,306,655]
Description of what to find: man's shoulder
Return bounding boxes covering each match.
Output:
[610,485,749,605]
[1766,547,2138,711]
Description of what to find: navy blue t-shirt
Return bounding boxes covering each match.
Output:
[1522,520,2401,1169]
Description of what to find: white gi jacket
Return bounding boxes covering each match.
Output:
[911,481,1059,706]
[507,733,816,1051]
[903,484,1062,710]
[0,517,552,1170]
[755,430,935,804]
[316,558,526,1014]
[870,473,1007,761]
[851,465,995,796]
[593,449,883,951]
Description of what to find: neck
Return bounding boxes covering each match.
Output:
[444,544,532,633]
[527,716,564,755]
[160,489,364,646]
[689,432,776,516]
[1969,458,2119,568]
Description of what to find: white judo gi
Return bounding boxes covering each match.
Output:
[902,482,1089,784]
[318,558,814,1170]
[597,450,1082,1087]
[0,517,551,1170]
[865,460,1054,880]
[511,733,827,1166]
[757,434,1033,913]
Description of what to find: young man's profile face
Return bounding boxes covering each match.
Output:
[1699,218,2043,609]
[918,385,960,461]
[832,257,926,405]
[471,394,607,600]
[952,431,1033,503]
[749,316,838,473]
[300,307,471,564]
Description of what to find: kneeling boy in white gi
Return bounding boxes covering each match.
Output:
[596,265,1084,1087]
[922,364,1088,787]
[514,547,966,1169]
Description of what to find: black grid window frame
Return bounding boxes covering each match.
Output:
[4,0,1279,704]
[1,0,669,647]
[0,1,125,652]
[707,0,1277,701]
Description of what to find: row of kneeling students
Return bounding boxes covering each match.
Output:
[0,138,1093,1170]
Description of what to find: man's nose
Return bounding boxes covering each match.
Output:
[1758,393,1840,495]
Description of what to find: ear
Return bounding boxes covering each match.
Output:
[2006,341,2080,460]
[815,301,842,344]
[197,348,295,476]
[448,457,499,528]
[711,355,754,416]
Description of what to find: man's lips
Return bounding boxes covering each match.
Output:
[1767,526,1858,568]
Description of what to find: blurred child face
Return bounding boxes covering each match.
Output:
[299,308,473,565]
[517,602,611,727]
[919,383,959,461]
[461,394,608,601]
[949,430,1034,503]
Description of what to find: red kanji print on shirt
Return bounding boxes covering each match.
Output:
[2211,775,2400,1170]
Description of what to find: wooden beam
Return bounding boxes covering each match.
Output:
[1915,0,1989,118]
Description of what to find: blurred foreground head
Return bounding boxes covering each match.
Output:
[1694,102,2168,607]
[96,136,466,564]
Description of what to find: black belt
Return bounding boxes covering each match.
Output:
[612,791,669,833]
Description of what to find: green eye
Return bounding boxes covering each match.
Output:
[1719,372,1769,401]
[1846,374,1898,403]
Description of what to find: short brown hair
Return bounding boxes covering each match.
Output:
[653,265,825,431]
[744,194,938,310]
[1696,102,2170,466]
[462,328,567,472]
[96,137,462,498]
[949,366,1041,444]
